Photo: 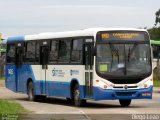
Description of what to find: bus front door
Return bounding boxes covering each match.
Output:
[84,43,94,98]
[40,46,49,95]
[15,45,24,92]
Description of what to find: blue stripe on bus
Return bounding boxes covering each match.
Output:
[5,64,36,93]
[7,36,25,43]
[34,80,152,100]
[35,80,85,99]
[34,80,153,100]
[34,80,85,99]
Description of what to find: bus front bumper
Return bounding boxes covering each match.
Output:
[93,86,153,100]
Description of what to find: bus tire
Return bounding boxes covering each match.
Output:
[74,84,86,107]
[119,99,131,107]
[28,81,37,101]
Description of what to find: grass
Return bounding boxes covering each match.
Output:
[0,99,27,114]
[154,80,160,87]
[153,68,160,87]
[0,76,4,80]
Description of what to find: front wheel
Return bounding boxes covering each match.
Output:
[119,99,131,107]
[74,84,86,107]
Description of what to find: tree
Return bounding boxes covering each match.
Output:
[155,9,160,26]
[148,27,160,40]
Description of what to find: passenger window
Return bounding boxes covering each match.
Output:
[7,44,16,63]
[50,41,59,63]
[58,40,70,63]
[35,42,40,63]
[71,39,83,63]
[25,42,36,63]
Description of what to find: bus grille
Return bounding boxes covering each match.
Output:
[109,78,142,84]
[113,86,138,89]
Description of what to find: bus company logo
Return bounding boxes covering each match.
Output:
[52,68,65,77]
[124,85,128,89]
[8,69,14,75]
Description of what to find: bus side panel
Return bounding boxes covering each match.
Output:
[19,65,37,94]
[22,65,85,98]
[16,65,26,92]
[5,64,17,92]
[5,64,38,94]
[44,65,85,98]
[31,65,46,95]
[46,81,71,97]
[46,81,85,98]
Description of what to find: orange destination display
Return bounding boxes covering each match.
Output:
[98,31,149,41]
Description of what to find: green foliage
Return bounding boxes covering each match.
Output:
[155,9,160,26]
[0,76,4,80]
[154,80,160,87]
[0,99,27,114]
[148,8,160,40]
[153,68,160,87]
[148,27,160,40]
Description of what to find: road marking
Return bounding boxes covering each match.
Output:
[78,109,92,120]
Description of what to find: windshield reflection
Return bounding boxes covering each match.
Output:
[96,43,151,78]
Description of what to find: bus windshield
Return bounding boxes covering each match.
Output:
[96,43,152,79]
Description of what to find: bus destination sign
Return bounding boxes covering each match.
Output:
[99,31,147,41]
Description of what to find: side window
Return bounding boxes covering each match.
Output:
[71,39,83,63]
[35,42,39,63]
[58,40,71,63]
[25,41,36,63]
[50,41,59,63]
[7,44,16,63]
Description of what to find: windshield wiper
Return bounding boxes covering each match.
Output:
[109,44,120,71]
[127,44,137,61]
[128,48,131,61]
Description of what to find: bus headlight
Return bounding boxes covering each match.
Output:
[138,78,153,88]
[144,84,148,88]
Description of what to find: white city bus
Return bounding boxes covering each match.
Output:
[5,28,153,107]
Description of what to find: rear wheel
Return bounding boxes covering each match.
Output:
[74,84,86,107]
[119,99,131,107]
[28,82,46,102]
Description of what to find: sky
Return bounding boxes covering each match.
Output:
[0,0,160,38]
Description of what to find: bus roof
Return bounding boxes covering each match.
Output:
[7,28,148,42]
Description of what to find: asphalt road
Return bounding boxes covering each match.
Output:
[0,86,160,120]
